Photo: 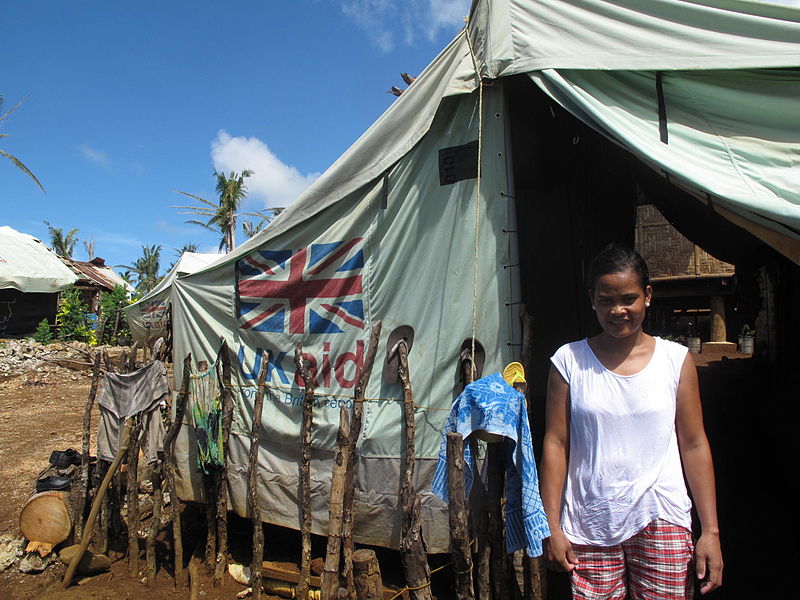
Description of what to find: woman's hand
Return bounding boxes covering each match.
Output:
[545,529,578,572]
[695,532,723,594]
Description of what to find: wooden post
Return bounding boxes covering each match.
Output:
[295,343,315,600]
[342,321,382,598]
[320,404,351,600]
[397,341,432,600]
[102,348,114,373]
[119,350,128,373]
[146,461,163,585]
[213,342,235,586]
[127,417,143,577]
[97,460,110,554]
[129,341,139,372]
[352,549,383,600]
[163,353,192,588]
[447,432,474,600]
[248,354,269,600]
[486,444,507,600]
[75,352,102,541]
[63,417,135,588]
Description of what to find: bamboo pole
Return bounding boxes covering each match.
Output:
[146,461,164,585]
[342,322,382,598]
[163,353,192,588]
[62,417,136,588]
[213,342,235,586]
[127,417,143,577]
[447,432,475,600]
[294,343,315,600]
[248,354,269,600]
[397,341,432,600]
[74,352,102,541]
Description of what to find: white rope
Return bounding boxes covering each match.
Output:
[464,22,484,373]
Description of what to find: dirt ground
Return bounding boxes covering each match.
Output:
[0,345,261,600]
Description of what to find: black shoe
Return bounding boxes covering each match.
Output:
[49,448,82,468]
[35,475,71,493]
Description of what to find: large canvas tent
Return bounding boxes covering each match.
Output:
[125,252,222,345]
[168,0,800,556]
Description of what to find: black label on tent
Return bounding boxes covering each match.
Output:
[438,140,478,186]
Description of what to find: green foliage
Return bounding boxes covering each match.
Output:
[97,285,131,345]
[0,94,45,192]
[739,324,756,339]
[44,221,79,257]
[120,245,163,294]
[33,318,53,344]
[56,288,95,344]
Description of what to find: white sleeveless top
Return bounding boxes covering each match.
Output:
[550,337,692,545]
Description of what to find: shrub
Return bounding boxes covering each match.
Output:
[56,288,94,344]
[33,318,53,344]
[97,285,131,345]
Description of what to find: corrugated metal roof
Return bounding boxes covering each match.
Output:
[60,256,133,293]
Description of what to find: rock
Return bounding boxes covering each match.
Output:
[58,544,112,575]
[19,550,56,573]
[0,534,24,571]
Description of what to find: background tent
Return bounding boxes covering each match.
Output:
[0,226,78,335]
[125,252,221,345]
[167,0,799,570]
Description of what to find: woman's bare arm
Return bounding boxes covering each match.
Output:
[540,365,577,571]
[676,353,723,594]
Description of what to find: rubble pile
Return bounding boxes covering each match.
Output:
[0,338,94,380]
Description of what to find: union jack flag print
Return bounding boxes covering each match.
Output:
[141,300,167,321]
[236,239,365,334]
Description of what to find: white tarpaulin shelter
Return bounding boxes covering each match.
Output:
[125,252,221,345]
[0,226,78,293]
[167,0,800,552]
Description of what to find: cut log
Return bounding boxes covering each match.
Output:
[352,549,383,600]
[19,491,72,545]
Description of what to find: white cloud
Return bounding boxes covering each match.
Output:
[78,143,111,167]
[210,130,320,210]
[339,0,469,52]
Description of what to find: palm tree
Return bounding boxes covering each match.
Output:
[1,95,45,192]
[44,221,79,257]
[121,244,163,294]
[83,239,95,260]
[173,242,199,258]
[242,207,285,239]
[174,169,254,253]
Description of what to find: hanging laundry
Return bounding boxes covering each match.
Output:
[431,372,550,557]
[96,360,169,464]
[189,362,224,475]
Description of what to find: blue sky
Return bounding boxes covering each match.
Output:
[2,0,470,271]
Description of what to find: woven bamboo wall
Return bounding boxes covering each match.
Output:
[635,204,735,279]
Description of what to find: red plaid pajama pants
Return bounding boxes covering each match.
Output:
[571,519,694,600]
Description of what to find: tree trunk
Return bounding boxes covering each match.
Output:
[320,404,351,600]
[447,432,475,600]
[248,355,269,600]
[75,352,102,541]
[397,342,432,600]
[214,342,234,586]
[127,418,143,577]
[163,353,192,588]
[342,322,382,598]
[295,343,315,600]
[63,417,135,588]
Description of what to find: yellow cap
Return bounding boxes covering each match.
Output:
[502,362,526,385]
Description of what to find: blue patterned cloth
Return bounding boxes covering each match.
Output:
[431,373,550,557]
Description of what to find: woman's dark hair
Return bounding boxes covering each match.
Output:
[587,242,650,293]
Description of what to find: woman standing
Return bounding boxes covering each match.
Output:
[541,244,723,598]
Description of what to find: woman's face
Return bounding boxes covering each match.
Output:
[590,268,652,340]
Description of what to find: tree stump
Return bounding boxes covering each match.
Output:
[352,549,383,600]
